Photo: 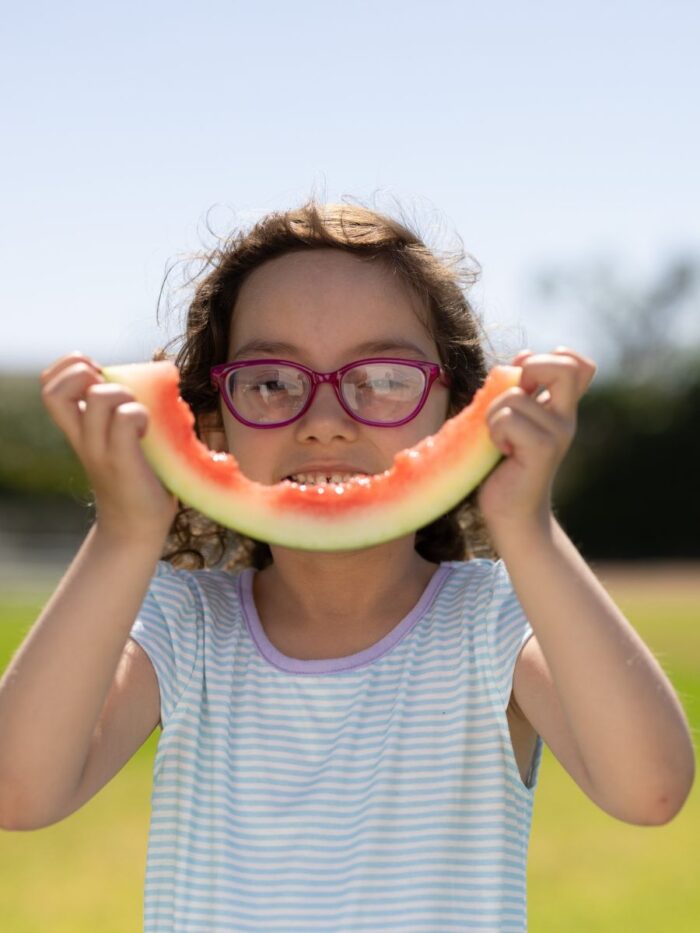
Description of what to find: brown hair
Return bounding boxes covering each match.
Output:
[156,199,497,571]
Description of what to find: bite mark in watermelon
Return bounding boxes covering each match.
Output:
[101,361,521,551]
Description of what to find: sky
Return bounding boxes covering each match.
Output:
[1,0,698,374]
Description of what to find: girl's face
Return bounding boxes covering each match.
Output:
[218,248,450,485]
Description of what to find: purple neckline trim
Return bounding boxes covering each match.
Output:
[238,563,455,674]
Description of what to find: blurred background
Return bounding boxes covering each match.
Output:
[1,1,698,930]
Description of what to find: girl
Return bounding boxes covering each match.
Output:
[0,201,694,933]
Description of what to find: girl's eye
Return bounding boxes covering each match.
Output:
[360,378,409,395]
[253,380,286,394]
[244,374,305,403]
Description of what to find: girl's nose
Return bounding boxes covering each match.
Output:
[295,383,359,441]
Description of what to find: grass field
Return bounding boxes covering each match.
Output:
[0,565,698,932]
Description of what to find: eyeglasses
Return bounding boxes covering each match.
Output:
[210,357,452,428]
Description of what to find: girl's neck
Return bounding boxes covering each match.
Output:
[253,545,441,636]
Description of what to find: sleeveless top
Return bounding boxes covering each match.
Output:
[129,557,544,932]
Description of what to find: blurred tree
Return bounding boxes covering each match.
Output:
[553,374,700,558]
[531,253,700,558]
[0,374,89,498]
[0,373,91,541]
[533,255,700,386]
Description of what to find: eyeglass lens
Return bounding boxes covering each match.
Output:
[226,362,427,424]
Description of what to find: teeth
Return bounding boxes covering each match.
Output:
[287,471,363,485]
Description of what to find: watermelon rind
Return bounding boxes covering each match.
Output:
[101,362,521,551]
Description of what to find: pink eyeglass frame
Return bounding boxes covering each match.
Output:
[210,357,452,428]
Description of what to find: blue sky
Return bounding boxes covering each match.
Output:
[2,0,698,373]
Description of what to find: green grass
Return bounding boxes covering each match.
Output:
[529,588,700,932]
[0,582,698,931]
[0,592,158,932]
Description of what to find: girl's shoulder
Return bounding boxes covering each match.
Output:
[441,556,508,583]
[151,559,248,585]
[145,560,249,615]
[442,557,499,570]
[439,557,518,606]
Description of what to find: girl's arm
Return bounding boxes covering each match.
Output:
[496,514,695,824]
[0,353,176,829]
[0,525,164,829]
[480,348,695,825]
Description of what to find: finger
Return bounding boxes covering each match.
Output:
[108,404,179,512]
[81,383,138,464]
[489,404,559,461]
[518,355,582,416]
[552,346,597,392]
[509,347,594,386]
[108,401,149,451]
[488,386,574,442]
[41,361,105,450]
[40,351,101,387]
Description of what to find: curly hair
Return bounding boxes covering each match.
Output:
[155,199,498,571]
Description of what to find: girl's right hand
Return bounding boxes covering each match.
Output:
[40,352,178,543]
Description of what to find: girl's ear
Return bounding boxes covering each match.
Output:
[197,410,228,452]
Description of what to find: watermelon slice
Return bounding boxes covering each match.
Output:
[101,361,521,551]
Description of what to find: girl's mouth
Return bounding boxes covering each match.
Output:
[284,471,368,486]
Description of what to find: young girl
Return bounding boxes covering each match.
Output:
[0,201,694,932]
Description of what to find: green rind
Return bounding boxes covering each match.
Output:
[102,362,520,551]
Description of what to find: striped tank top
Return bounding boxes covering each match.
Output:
[129,557,544,932]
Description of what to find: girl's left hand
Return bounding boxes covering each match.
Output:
[477,347,597,534]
